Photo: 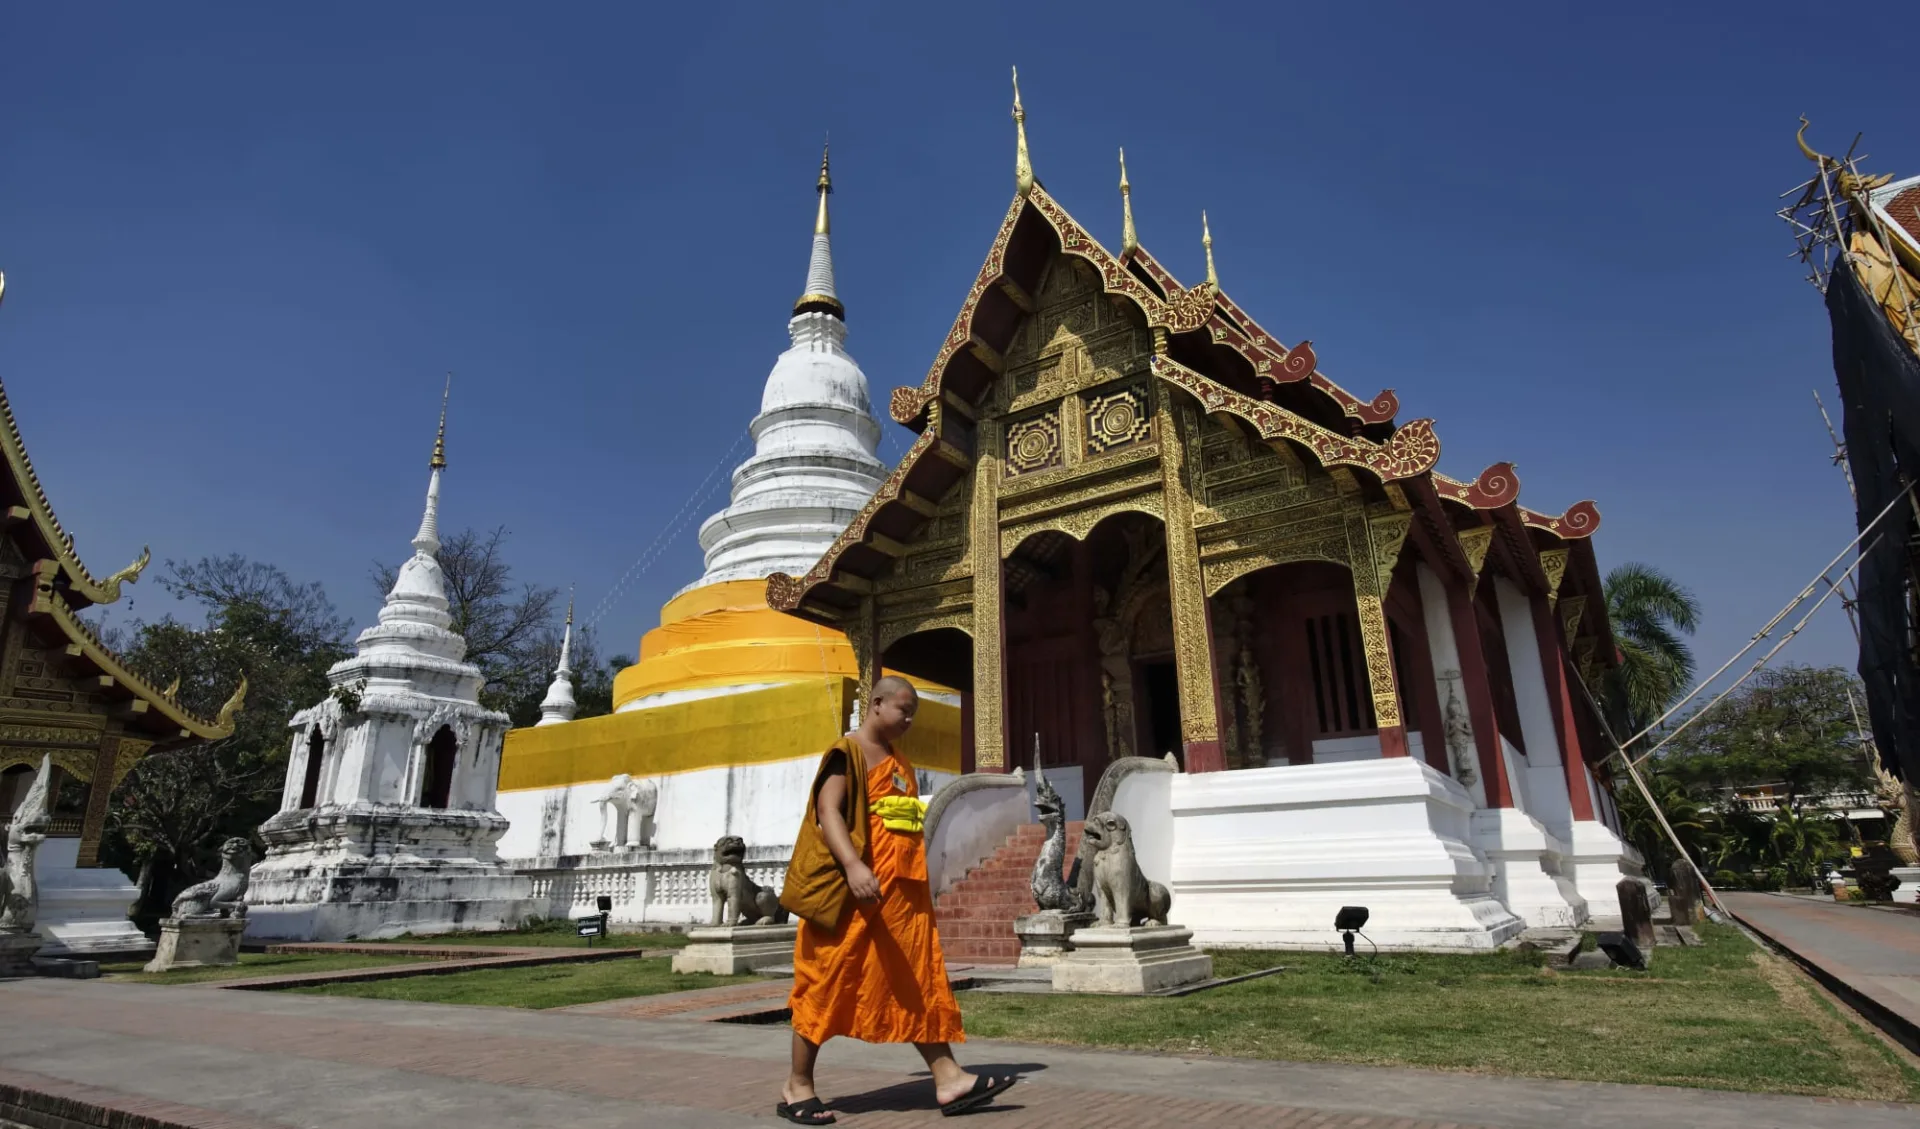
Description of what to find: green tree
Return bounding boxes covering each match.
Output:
[1767,802,1842,889]
[1614,770,1713,878]
[1600,563,1702,739]
[103,557,351,929]
[1661,666,1873,804]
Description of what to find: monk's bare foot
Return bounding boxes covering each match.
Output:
[933,1072,977,1107]
[782,1079,819,1106]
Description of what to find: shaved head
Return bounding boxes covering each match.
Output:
[871,675,916,704]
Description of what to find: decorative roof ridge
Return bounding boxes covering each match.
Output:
[768,425,945,614]
[1519,500,1601,540]
[30,580,244,738]
[1150,355,1439,482]
[1431,463,1520,509]
[0,369,144,608]
[1206,290,1400,425]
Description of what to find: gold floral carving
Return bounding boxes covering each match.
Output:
[1347,511,1403,730]
[850,600,878,698]
[1368,512,1413,595]
[1085,384,1152,455]
[0,723,100,746]
[1004,409,1064,477]
[1456,526,1494,579]
[1000,496,1164,555]
[111,738,154,785]
[1158,399,1220,745]
[1353,595,1401,729]
[1538,549,1569,607]
[1559,594,1588,643]
[877,612,973,656]
[970,419,1007,770]
[1201,538,1350,597]
[1150,356,1439,482]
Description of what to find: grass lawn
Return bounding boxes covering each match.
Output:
[960,924,1920,1103]
[291,954,752,1009]
[359,926,690,950]
[100,951,435,985]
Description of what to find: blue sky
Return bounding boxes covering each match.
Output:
[1,3,1913,685]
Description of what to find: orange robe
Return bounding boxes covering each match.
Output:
[788,744,965,1045]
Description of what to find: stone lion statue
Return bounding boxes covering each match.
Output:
[708,835,785,926]
[171,837,254,919]
[591,773,658,850]
[1083,812,1171,927]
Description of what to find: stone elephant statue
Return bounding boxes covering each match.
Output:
[590,773,658,850]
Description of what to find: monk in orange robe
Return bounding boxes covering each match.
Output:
[776,676,1016,1123]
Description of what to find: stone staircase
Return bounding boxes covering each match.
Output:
[933,820,1081,965]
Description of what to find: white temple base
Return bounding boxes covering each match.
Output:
[145,917,246,973]
[1563,820,1648,917]
[1168,759,1525,952]
[671,923,797,974]
[30,838,152,958]
[1891,867,1920,905]
[245,804,532,942]
[1051,925,1213,994]
[1470,808,1588,929]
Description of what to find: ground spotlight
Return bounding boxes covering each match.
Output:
[1335,905,1370,956]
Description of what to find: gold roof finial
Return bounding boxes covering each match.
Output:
[1796,115,1831,168]
[430,374,450,470]
[815,138,832,236]
[1012,66,1034,198]
[1202,211,1218,288]
[1119,148,1138,257]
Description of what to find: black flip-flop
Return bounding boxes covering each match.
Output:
[775,1097,836,1125]
[939,1073,1017,1117]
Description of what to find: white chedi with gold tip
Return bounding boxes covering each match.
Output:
[690,144,886,591]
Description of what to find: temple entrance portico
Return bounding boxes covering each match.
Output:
[766,103,1639,946]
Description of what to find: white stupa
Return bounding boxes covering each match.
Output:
[686,144,887,592]
[247,391,531,940]
[536,596,577,727]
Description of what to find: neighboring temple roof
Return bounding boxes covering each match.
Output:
[0,272,244,742]
[766,170,1605,631]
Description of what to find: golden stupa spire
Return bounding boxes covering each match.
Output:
[1012,66,1034,198]
[430,374,450,469]
[815,139,832,236]
[1202,211,1218,288]
[1119,148,1137,257]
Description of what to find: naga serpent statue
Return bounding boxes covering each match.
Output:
[1029,753,1093,915]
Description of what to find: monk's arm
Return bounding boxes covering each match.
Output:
[815,761,882,902]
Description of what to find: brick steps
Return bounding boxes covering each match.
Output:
[933,820,1082,964]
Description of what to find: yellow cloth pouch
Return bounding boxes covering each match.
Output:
[872,795,927,834]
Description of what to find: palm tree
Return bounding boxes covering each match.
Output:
[1768,802,1841,889]
[1601,563,1702,739]
[1617,770,1713,877]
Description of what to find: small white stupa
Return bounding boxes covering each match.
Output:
[535,595,577,727]
[246,387,531,940]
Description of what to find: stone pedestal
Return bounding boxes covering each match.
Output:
[1617,877,1655,951]
[1892,867,1920,905]
[145,917,247,973]
[0,933,43,977]
[1014,910,1093,968]
[1051,925,1213,995]
[671,923,797,975]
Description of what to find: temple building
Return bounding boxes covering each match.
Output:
[765,80,1641,950]
[246,398,529,941]
[0,272,246,957]
[495,151,961,918]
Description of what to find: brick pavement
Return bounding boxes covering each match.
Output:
[1,978,1916,1129]
[1722,891,1920,1052]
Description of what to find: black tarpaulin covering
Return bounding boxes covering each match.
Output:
[1829,258,1920,782]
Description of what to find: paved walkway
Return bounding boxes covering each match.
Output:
[1722,891,1920,1051]
[2,978,1916,1129]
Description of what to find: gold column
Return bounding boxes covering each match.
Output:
[1347,506,1412,757]
[74,731,120,868]
[1158,391,1225,772]
[970,418,1008,771]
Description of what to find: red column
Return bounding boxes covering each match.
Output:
[1445,579,1515,807]
[1530,597,1597,822]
